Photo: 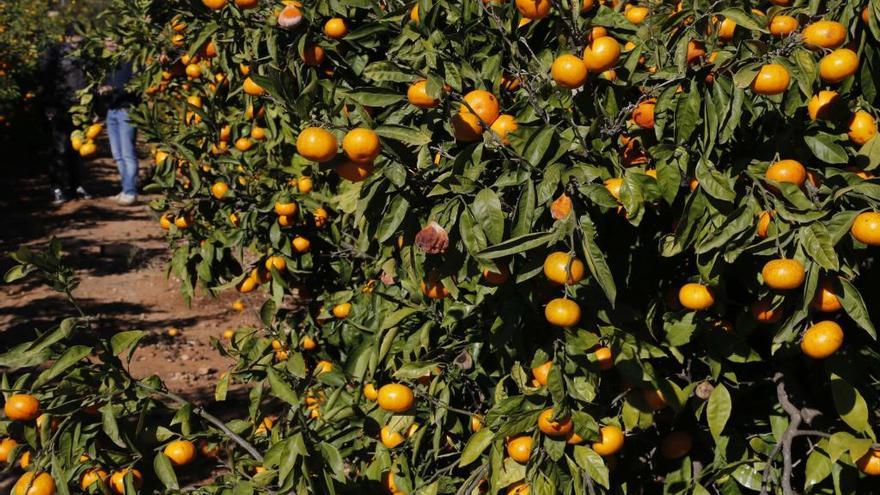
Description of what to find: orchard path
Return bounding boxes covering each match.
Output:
[0,141,261,399]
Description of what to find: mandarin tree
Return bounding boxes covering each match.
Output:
[6,0,880,493]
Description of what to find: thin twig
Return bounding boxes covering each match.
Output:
[135,382,264,461]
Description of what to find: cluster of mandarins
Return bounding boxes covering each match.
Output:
[68,123,103,158]
[2,393,198,495]
[56,0,880,492]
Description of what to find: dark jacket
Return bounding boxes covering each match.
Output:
[104,62,137,109]
[39,41,86,116]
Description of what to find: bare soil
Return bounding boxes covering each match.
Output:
[0,143,262,399]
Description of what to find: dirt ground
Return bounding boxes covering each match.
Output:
[0,142,263,399]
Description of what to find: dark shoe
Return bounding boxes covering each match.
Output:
[75,186,93,200]
[51,188,67,206]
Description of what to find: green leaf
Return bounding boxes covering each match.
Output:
[830,373,870,433]
[801,223,839,271]
[804,133,849,164]
[266,367,299,406]
[375,196,410,243]
[718,8,766,31]
[477,231,556,259]
[579,217,616,305]
[101,405,125,448]
[804,450,832,489]
[33,345,92,387]
[110,330,145,357]
[573,445,610,488]
[838,278,877,338]
[375,125,432,146]
[473,189,505,245]
[154,451,180,489]
[459,429,493,467]
[707,383,731,438]
[696,158,735,202]
[319,442,346,481]
[345,87,404,106]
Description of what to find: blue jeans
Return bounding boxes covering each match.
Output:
[107,108,138,195]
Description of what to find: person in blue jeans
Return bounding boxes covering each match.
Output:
[99,51,139,206]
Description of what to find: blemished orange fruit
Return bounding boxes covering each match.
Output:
[595,346,613,370]
[0,437,19,462]
[407,79,440,108]
[625,5,649,24]
[298,176,313,193]
[460,90,500,125]
[807,91,841,121]
[751,298,782,323]
[332,302,351,319]
[532,361,552,386]
[506,435,533,463]
[762,258,805,290]
[686,40,706,64]
[765,159,806,187]
[85,123,103,139]
[543,251,585,285]
[550,54,588,89]
[851,212,880,245]
[592,425,624,456]
[678,283,714,310]
[583,36,620,72]
[250,125,266,140]
[819,48,859,83]
[515,0,551,19]
[343,128,381,163]
[544,298,581,327]
[80,469,109,490]
[659,431,693,459]
[489,114,517,145]
[848,110,877,145]
[296,127,338,162]
[242,77,264,96]
[274,201,297,216]
[301,44,325,65]
[203,0,228,9]
[4,394,40,421]
[110,469,143,494]
[185,63,201,79]
[18,450,30,468]
[323,18,348,39]
[811,279,842,312]
[769,15,798,36]
[605,177,623,200]
[335,160,374,181]
[377,384,415,413]
[537,408,573,437]
[642,388,667,410]
[363,383,378,401]
[234,137,253,151]
[717,18,736,41]
[163,439,196,466]
[800,321,844,359]
[802,20,846,49]
[315,360,333,374]
[292,236,311,253]
[482,264,510,285]
[278,4,303,28]
[13,472,55,495]
[632,99,655,129]
[551,193,573,219]
[265,256,286,272]
[858,449,880,475]
[381,426,405,448]
[750,63,789,95]
[757,210,772,238]
[451,112,483,141]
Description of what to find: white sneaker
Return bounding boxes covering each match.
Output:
[117,193,137,206]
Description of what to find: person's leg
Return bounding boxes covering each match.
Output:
[105,109,124,194]
[117,109,139,196]
[48,114,70,204]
